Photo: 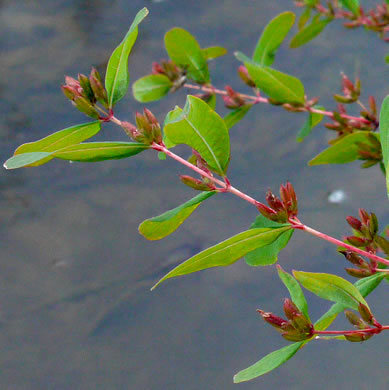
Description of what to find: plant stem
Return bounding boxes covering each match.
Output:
[290,220,389,267]
[184,83,372,125]
[314,325,389,336]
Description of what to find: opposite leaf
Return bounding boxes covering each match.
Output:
[309,131,380,165]
[139,191,215,240]
[253,11,295,66]
[379,95,389,197]
[233,342,304,383]
[4,121,101,169]
[105,7,149,107]
[296,105,324,142]
[245,215,293,266]
[293,271,369,310]
[53,142,149,162]
[314,272,385,331]
[165,27,209,83]
[245,63,305,104]
[132,74,172,102]
[290,19,330,48]
[164,95,230,175]
[277,266,309,320]
[151,226,291,289]
[201,46,227,61]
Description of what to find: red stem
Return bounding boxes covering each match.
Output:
[184,83,372,125]
[314,325,389,336]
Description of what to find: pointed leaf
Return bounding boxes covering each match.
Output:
[233,342,304,383]
[105,7,149,107]
[314,272,385,331]
[338,0,360,15]
[132,74,172,102]
[234,51,253,64]
[164,95,230,175]
[296,105,324,142]
[293,271,369,310]
[151,226,291,289]
[139,191,215,240]
[245,63,305,104]
[224,105,252,130]
[4,152,52,169]
[290,19,330,48]
[253,12,295,66]
[4,121,101,168]
[245,216,293,266]
[309,131,379,165]
[53,142,149,162]
[201,46,227,60]
[379,95,389,197]
[164,28,209,83]
[298,7,312,30]
[277,266,309,320]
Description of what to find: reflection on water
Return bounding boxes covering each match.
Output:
[1,0,389,389]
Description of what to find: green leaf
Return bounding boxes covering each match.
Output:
[253,12,295,66]
[164,27,209,83]
[164,95,230,175]
[206,94,217,110]
[314,273,385,331]
[293,271,369,310]
[105,7,149,107]
[132,74,172,102]
[298,7,312,30]
[139,191,215,240]
[245,216,293,266]
[233,342,304,383]
[338,0,360,15]
[234,51,253,65]
[245,63,305,104]
[4,152,52,169]
[309,131,379,165]
[296,105,324,142]
[277,266,309,320]
[151,226,291,289]
[201,46,227,60]
[379,95,389,197]
[290,19,330,48]
[53,142,149,162]
[223,105,252,130]
[4,121,101,168]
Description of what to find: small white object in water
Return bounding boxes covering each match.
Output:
[327,189,347,204]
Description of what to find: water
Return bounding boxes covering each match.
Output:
[1,1,388,389]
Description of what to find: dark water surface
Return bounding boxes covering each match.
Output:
[1,1,388,389]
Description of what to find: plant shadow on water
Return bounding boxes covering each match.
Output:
[1,0,389,389]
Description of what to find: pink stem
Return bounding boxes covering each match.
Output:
[314,325,389,336]
[291,221,389,267]
[184,83,372,125]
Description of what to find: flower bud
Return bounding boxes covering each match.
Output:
[237,65,256,87]
[89,68,109,108]
[374,235,389,255]
[346,216,362,231]
[344,236,369,247]
[256,202,278,221]
[344,332,372,342]
[340,250,369,268]
[257,309,288,330]
[345,268,372,278]
[121,121,140,140]
[358,303,374,326]
[358,208,370,225]
[73,96,99,119]
[179,175,215,191]
[283,299,301,321]
[78,73,95,103]
[344,310,365,328]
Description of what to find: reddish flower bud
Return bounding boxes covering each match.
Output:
[344,332,372,342]
[344,235,369,247]
[340,250,369,269]
[73,96,99,119]
[152,62,165,74]
[237,65,256,87]
[257,309,288,330]
[346,216,362,231]
[89,68,109,108]
[344,310,365,328]
[180,175,215,191]
[345,268,372,278]
[256,203,278,221]
[78,73,95,103]
[121,121,140,140]
[283,298,301,321]
[358,208,370,225]
[358,303,374,326]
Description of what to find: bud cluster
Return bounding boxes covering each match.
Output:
[341,208,389,277]
[343,303,379,342]
[333,73,360,104]
[258,298,313,342]
[180,151,216,191]
[152,60,187,91]
[222,86,248,109]
[121,108,162,145]
[256,182,298,223]
[61,68,109,119]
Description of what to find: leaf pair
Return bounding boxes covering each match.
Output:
[133,28,227,102]
[234,271,384,382]
[235,12,306,105]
